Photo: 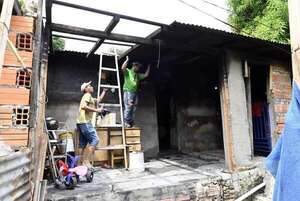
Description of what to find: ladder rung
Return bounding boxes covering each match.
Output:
[100,103,121,107]
[100,52,116,56]
[99,124,123,128]
[101,67,117,72]
[100,84,119,89]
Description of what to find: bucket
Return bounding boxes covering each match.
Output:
[59,132,75,153]
[129,151,145,172]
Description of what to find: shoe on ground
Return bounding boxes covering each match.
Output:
[125,123,132,128]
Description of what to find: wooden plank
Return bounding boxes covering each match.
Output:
[129,144,142,152]
[126,128,141,137]
[126,136,140,144]
[94,128,109,161]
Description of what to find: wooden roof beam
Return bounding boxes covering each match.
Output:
[52,0,167,28]
[45,0,53,53]
[86,16,120,57]
[51,23,154,45]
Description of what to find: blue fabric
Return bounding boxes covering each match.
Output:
[77,123,99,148]
[266,82,300,201]
[123,91,137,125]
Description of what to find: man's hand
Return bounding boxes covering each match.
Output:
[144,64,151,78]
[122,56,129,72]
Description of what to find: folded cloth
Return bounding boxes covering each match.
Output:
[266,81,300,201]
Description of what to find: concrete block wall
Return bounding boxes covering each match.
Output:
[269,65,292,143]
[0,16,34,149]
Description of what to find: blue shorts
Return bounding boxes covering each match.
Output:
[77,123,99,148]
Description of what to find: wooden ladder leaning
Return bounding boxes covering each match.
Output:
[94,49,128,168]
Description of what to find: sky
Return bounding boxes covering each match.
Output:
[48,0,229,53]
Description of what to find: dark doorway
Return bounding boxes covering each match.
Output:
[250,65,272,156]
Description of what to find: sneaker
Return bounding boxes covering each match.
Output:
[125,123,132,128]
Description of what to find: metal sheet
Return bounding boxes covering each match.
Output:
[0,148,32,201]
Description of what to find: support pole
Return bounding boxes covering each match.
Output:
[0,0,14,78]
[288,0,300,86]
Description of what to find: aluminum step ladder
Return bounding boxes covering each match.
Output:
[95,49,128,168]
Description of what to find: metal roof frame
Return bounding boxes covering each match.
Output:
[45,0,167,57]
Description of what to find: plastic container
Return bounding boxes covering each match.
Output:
[129,151,145,172]
[59,132,75,153]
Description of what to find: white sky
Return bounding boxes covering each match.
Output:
[48,0,229,53]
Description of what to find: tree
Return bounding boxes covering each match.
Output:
[52,36,65,51]
[227,0,289,43]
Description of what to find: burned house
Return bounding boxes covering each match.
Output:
[0,0,292,200]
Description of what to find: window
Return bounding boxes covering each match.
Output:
[16,33,33,51]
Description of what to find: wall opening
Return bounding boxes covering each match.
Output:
[250,64,272,156]
[156,57,224,154]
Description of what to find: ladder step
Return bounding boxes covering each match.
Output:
[99,124,123,128]
[100,103,121,107]
[100,84,119,89]
[96,144,127,150]
[101,67,117,72]
[100,52,116,56]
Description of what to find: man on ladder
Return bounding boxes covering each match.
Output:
[121,56,151,128]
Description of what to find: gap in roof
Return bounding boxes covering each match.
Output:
[112,19,160,38]
[52,4,113,31]
[52,32,98,42]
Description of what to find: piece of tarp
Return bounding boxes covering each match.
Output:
[266,81,300,201]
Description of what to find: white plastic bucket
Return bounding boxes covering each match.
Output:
[129,151,145,172]
[59,132,75,153]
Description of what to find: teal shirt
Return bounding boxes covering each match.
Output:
[123,68,145,92]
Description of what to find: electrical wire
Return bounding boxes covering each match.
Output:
[197,0,274,31]
[156,40,161,69]
[176,0,291,55]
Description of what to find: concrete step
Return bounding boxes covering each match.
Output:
[253,193,271,201]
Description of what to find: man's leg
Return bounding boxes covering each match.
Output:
[84,123,100,168]
[77,124,87,165]
[123,91,131,127]
[127,92,137,126]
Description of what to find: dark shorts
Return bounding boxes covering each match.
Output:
[77,123,99,148]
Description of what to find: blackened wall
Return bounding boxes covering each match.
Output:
[156,58,223,153]
[46,51,159,158]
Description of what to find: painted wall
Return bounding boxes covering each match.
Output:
[46,51,159,158]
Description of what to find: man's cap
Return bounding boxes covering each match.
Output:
[80,81,92,92]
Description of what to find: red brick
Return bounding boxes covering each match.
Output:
[0,68,17,85]
[0,87,30,105]
[0,128,28,148]
[4,49,33,68]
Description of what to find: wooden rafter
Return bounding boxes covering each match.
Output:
[87,16,120,57]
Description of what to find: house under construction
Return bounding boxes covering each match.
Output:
[0,0,292,200]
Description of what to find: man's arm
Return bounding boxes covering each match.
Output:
[121,56,129,73]
[143,64,151,78]
[97,88,108,103]
[82,105,102,113]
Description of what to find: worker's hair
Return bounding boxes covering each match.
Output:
[132,62,142,67]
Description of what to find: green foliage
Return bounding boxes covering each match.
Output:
[227,0,289,43]
[52,36,65,51]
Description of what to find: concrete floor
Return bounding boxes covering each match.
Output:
[46,150,266,201]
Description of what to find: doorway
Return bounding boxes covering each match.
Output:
[250,64,272,156]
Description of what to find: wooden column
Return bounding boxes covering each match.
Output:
[288,0,300,86]
[0,0,14,77]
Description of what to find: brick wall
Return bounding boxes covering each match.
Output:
[269,65,292,138]
[0,16,34,149]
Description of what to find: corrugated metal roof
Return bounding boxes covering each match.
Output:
[124,21,290,62]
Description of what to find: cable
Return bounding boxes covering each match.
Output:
[197,0,274,31]
[156,40,161,69]
[176,0,291,55]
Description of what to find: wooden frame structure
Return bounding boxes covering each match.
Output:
[45,0,167,56]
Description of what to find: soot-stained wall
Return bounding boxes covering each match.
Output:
[156,59,223,153]
[46,51,159,158]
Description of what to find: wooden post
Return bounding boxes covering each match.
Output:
[0,0,14,78]
[288,0,300,86]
